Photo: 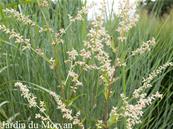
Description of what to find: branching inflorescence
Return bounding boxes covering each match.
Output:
[116,0,139,42]
[15,82,84,128]
[0,24,31,50]
[8,0,172,129]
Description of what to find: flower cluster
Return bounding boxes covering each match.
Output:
[80,1,113,83]
[133,62,173,99]
[84,18,114,83]
[15,82,37,108]
[117,0,139,42]
[15,82,55,124]
[64,2,114,100]
[36,48,44,56]
[121,62,173,129]
[65,49,84,93]
[39,26,54,33]
[50,91,83,128]
[116,58,126,67]
[96,120,103,129]
[131,38,157,56]
[68,6,88,22]
[3,8,67,47]
[75,49,98,71]
[50,29,65,46]
[68,71,83,93]
[65,14,114,93]
[67,49,79,61]
[52,5,89,46]
[0,24,30,45]
[3,8,54,34]
[106,62,173,128]
[40,101,46,113]
[38,0,49,8]
[79,49,91,59]
[35,113,49,121]
[107,106,119,127]
[122,92,162,129]
[3,8,36,26]
[73,111,84,128]
[50,91,73,120]
[35,101,49,122]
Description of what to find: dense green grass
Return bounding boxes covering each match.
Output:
[0,0,173,129]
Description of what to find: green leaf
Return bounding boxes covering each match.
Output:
[0,101,9,108]
[66,94,85,106]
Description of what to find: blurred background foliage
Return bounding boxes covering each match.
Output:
[141,0,173,16]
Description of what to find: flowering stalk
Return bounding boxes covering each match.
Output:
[15,82,55,125]
[107,62,173,128]
[15,82,84,128]
[79,1,115,128]
[116,0,139,43]
[3,5,88,73]
[0,24,54,68]
[50,91,84,128]
[38,0,49,8]
[3,8,45,32]
[131,38,157,56]
[115,0,139,96]
[0,24,30,45]
[133,62,173,99]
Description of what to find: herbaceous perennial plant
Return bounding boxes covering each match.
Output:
[0,0,172,129]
